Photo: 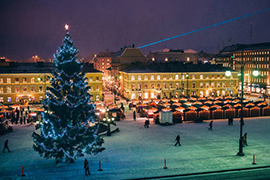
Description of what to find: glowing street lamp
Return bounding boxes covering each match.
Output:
[225,50,258,156]
[103,117,115,136]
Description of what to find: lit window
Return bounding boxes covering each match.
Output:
[7,86,11,93]
[89,77,93,81]
[31,86,35,93]
[151,75,154,80]
[144,84,148,89]
[0,97,3,103]
[152,58,155,61]
[151,84,154,89]
[0,78,3,83]
[8,97,11,102]
[23,78,27,83]
[192,83,195,88]
[138,76,141,80]
[200,83,203,88]
[0,87,3,93]
[200,75,203,79]
[175,75,179,80]
[107,59,110,61]
[96,85,99,91]
[157,75,160,80]
[144,76,148,80]
[131,84,135,90]
[163,83,167,89]
[131,76,135,80]
[39,96,43,101]
[16,97,19,102]
[165,58,168,61]
[15,78,19,83]
[39,86,43,92]
[138,84,141,90]
[187,57,190,62]
[96,77,99,81]
[7,78,11,83]
[31,77,35,83]
[192,75,195,79]
[15,87,20,93]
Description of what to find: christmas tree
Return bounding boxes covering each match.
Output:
[32,25,104,164]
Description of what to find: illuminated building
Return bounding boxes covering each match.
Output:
[118,62,238,100]
[93,50,114,72]
[0,61,102,104]
[215,42,270,94]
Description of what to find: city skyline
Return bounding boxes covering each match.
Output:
[1,0,270,61]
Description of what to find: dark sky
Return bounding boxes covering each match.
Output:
[1,0,270,61]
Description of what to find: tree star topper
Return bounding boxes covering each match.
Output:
[65,24,69,31]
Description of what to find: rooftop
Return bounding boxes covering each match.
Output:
[219,42,270,54]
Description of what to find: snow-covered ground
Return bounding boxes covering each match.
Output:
[1,111,270,180]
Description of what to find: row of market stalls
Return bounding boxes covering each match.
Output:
[94,101,124,121]
[130,96,270,124]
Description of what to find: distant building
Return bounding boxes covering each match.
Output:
[93,50,115,72]
[215,42,270,94]
[146,49,198,64]
[0,61,103,104]
[118,61,238,100]
[106,46,147,93]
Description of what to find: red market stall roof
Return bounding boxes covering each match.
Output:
[162,107,172,112]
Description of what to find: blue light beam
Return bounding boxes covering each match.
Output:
[138,8,270,49]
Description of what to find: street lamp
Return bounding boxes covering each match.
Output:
[225,50,258,156]
[103,116,115,136]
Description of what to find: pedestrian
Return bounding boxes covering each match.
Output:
[3,139,11,153]
[20,117,23,125]
[208,121,213,131]
[175,135,181,146]
[27,106,30,112]
[23,116,26,124]
[84,159,91,175]
[129,103,132,110]
[243,132,248,146]
[144,119,150,128]
[133,111,136,121]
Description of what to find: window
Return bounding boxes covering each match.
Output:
[165,57,168,61]
[7,86,11,93]
[89,77,93,81]
[8,97,11,103]
[157,84,161,89]
[144,76,148,80]
[206,75,209,79]
[151,84,154,89]
[138,84,141,90]
[200,75,203,79]
[192,75,195,79]
[212,75,214,79]
[176,83,179,89]
[182,75,185,79]
[39,86,43,92]
[175,75,179,80]
[23,78,27,83]
[187,57,190,62]
[222,82,225,87]
[96,77,99,81]
[152,58,155,61]
[206,83,209,88]
[31,77,35,83]
[144,84,148,89]
[217,82,220,88]
[96,85,99,91]
[15,87,20,93]
[181,83,185,88]
[192,83,195,88]
[0,97,3,103]
[15,78,19,83]
[157,75,160,80]
[0,78,3,83]
[163,83,167,89]
[200,83,203,88]
[217,75,220,79]
[39,96,43,101]
[151,75,154,80]
[211,82,214,88]
[16,97,19,102]
[46,76,50,83]
[163,76,167,80]
[131,76,135,80]
[169,83,173,89]
[138,76,141,80]
[0,87,3,93]
[132,84,135,90]
[31,86,35,93]
[7,78,11,83]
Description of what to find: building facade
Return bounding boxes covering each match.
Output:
[215,42,270,94]
[146,49,198,64]
[118,62,238,100]
[0,61,103,104]
[93,50,114,72]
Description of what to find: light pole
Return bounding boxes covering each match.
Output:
[225,46,258,156]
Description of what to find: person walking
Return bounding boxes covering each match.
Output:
[84,159,91,175]
[3,140,11,153]
[144,119,150,128]
[208,121,213,131]
[175,135,181,146]
[243,132,248,146]
[133,111,136,121]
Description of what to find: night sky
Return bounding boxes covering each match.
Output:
[1,0,270,61]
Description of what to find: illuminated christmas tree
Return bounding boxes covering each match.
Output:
[32,24,104,164]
